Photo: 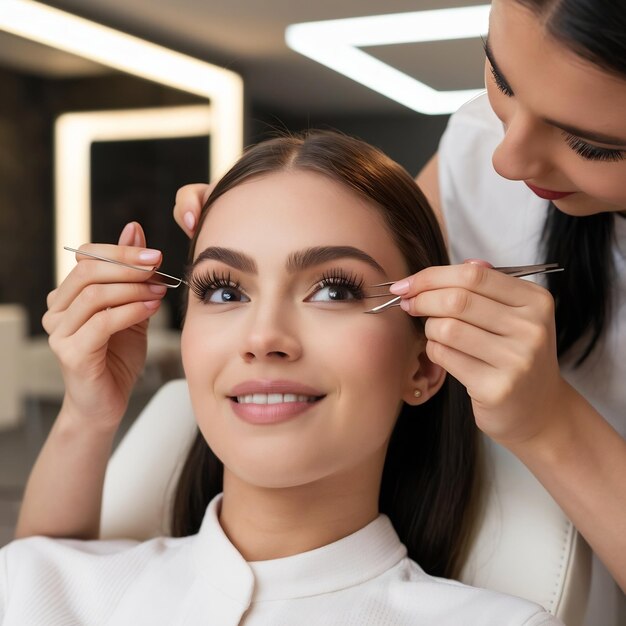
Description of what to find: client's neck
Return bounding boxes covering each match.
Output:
[219,455,384,562]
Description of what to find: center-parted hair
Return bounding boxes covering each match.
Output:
[171,131,480,579]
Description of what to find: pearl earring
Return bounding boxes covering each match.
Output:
[413,389,422,399]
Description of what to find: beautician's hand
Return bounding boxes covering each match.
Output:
[390,261,567,445]
[42,222,166,430]
[173,183,214,237]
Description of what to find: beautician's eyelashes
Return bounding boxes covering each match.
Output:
[306,269,365,303]
[484,51,624,163]
[489,65,514,98]
[561,132,625,162]
[188,269,250,304]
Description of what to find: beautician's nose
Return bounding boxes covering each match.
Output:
[239,302,302,363]
[491,108,554,182]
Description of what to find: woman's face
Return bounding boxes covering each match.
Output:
[182,170,427,490]
[486,0,626,215]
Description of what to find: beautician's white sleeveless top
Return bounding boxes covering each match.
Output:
[438,93,626,626]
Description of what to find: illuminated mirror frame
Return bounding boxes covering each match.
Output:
[0,0,243,283]
[54,106,214,283]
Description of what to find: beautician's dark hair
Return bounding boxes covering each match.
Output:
[170,131,480,579]
[515,0,626,364]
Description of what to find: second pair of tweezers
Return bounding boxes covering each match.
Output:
[364,263,563,314]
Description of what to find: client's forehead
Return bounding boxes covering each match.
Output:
[193,170,408,277]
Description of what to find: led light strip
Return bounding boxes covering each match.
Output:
[54,106,213,283]
[286,5,490,115]
[0,0,244,282]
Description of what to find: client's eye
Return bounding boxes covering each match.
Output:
[189,270,250,305]
[307,270,364,303]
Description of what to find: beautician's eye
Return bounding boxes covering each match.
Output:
[562,132,625,162]
[307,270,364,303]
[189,270,250,304]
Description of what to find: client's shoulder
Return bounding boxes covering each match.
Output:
[377,557,563,626]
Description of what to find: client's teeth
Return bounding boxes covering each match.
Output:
[235,393,321,404]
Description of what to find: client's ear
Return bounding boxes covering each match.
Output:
[402,349,446,406]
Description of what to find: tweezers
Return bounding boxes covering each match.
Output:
[364,262,563,314]
[64,246,188,288]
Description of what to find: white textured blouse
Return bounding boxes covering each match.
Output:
[1,495,560,625]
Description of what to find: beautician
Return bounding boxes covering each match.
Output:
[173,1,626,624]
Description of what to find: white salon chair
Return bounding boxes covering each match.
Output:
[101,379,590,625]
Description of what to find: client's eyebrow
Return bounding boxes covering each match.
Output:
[191,247,257,273]
[190,245,385,275]
[287,246,385,274]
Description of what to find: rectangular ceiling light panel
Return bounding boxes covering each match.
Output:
[286,5,490,115]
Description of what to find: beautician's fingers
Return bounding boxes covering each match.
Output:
[46,227,152,310]
[117,221,147,248]
[48,244,162,313]
[45,282,167,338]
[49,300,159,372]
[424,339,532,438]
[173,182,214,237]
[390,263,550,309]
[423,314,552,376]
[425,330,562,442]
[405,287,541,336]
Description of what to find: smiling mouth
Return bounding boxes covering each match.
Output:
[232,393,324,405]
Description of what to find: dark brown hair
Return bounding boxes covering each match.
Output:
[171,131,480,578]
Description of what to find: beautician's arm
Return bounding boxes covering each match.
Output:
[15,223,164,540]
[415,153,626,591]
[415,152,448,240]
[393,254,626,591]
[507,384,626,592]
[15,409,119,539]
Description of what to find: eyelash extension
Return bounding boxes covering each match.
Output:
[489,65,513,97]
[561,132,625,162]
[188,269,243,301]
[314,269,365,300]
[481,38,514,98]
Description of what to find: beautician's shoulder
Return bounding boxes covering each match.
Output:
[445,92,503,138]
[381,557,564,625]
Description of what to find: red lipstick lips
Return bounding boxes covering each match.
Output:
[525,182,575,201]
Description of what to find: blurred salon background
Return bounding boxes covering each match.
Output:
[0,0,486,544]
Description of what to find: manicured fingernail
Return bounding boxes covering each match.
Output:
[144,299,161,310]
[183,211,196,231]
[389,279,410,295]
[400,299,410,312]
[149,285,167,295]
[118,222,135,245]
[464,258,493,268]
[138,249,161,264]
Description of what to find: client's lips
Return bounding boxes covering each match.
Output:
[525,182,575,201]
[227,380,325,425]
